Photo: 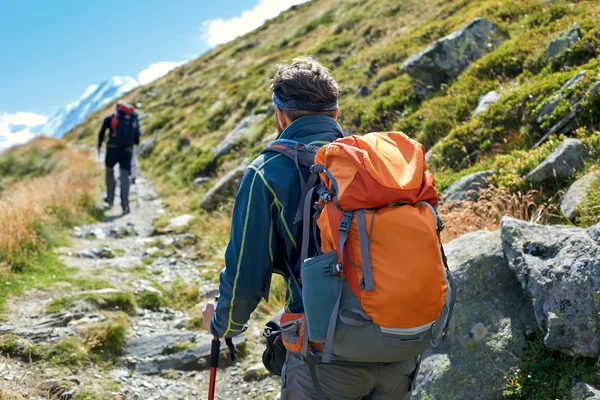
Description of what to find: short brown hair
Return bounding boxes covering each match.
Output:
[271,57,340,121]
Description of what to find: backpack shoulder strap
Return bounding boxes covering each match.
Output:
[261,139,319,168]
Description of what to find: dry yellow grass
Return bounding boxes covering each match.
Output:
[0,137,97,270]
[438,187,561,243]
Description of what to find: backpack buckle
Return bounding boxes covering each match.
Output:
[324,262,343,276]
[338,211,353,233]
[317,186,331,203]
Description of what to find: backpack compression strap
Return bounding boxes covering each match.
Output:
[261,139,323,222]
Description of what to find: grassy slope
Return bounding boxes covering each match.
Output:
[65,0,600,397]
[0,138,104,310]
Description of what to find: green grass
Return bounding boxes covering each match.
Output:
[141,257,154,266]
[47,291,137,315]
[136,290,168,310]
[82,315,129,360]
[578,171,600,227]
[186,314,204,331]
[503,331,600,399]
[0,251,113,314]
[158,278,201,310]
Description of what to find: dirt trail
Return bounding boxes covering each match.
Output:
[0,175,279,400]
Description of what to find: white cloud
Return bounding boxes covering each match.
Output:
[0,112,48,152]
[138,61,182,85]
[204,0,310,46]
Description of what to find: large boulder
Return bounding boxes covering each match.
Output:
[501,217,600,358]
[546,23,581,63]
[401,18,507,97]
[560,170,600,221]
[211,114,266,160]
[572,383,600,400]
[200,159,249,210]
[524,138,588,183]
[473,91,501,117]
[414,230,536,400]
[443,170,493,202]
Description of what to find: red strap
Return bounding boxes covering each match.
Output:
[111,116,118,131]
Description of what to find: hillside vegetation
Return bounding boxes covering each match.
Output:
[68,0,599,225]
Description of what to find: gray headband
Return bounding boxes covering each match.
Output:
[272,91,338,112]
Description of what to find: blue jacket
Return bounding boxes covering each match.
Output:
[211,115,345,338]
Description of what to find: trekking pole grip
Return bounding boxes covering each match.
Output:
[210,336,221,369]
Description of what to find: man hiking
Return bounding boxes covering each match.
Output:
[203,57,455,399]
[98,102,141,215]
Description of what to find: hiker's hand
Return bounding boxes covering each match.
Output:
[202,300,216,333]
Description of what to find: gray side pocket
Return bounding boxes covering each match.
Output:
[301,250,341,343]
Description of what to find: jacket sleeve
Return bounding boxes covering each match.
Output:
[98,117,110,148]
[211,165,279,338]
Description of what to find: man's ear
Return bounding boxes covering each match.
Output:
[275,107,291,129]
[333,107,340,120]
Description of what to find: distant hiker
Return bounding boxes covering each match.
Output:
[203,57,455,399]
[98,102,141,215]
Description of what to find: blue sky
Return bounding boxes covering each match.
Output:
[0,0,308,149]
[1,0,295,115]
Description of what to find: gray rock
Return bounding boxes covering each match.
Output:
[524,138,588,183]
[473,91,501,116]
[129,334,246,375]
[501,217,600,357]
[200,159,249,210]
[414,230,536,399]
[546,23,581,63]
[211,114,266,160]
[560,170,600,221]
[243,363,268,382]
[572,383,600,400]
[125,332,198,359]
[139,138,156,158]
[401,18,507,97]
[166,214,195,231]
[194,177,211,187]
[78,248,115,259]
[537,70,587,124]
[443,170,493,202]
[355,85,371,97]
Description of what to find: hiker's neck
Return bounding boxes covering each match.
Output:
[278,114,344,141]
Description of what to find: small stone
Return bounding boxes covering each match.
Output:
[166,214,195,231]
[473,91,501,116]
[146,247,161,256]
[355,85,371,97]
[194,177,211,187]
[244,363,268,382]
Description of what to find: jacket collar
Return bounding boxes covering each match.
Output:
[278,115,345,142]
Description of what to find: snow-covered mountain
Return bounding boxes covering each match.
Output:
[45,76,139,138]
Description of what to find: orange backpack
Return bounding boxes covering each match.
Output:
[263,132,456,365]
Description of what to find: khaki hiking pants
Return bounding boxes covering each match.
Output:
[281,352,418,400]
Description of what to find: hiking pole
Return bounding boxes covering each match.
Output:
[208,298,237,400]
[208,336,220,400]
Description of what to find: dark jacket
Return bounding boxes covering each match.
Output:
[211,115,344,338]
[98,114,141,148]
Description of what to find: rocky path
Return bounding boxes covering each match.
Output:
[0,176,279,399]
